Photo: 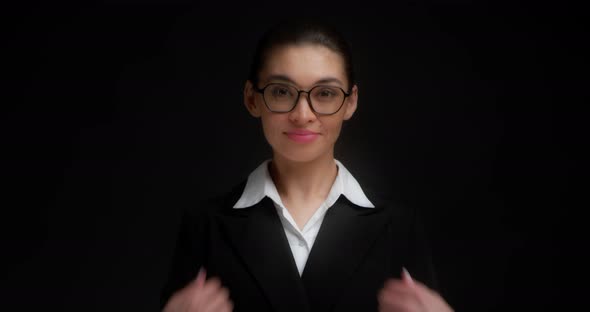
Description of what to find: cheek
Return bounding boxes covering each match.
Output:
[260,115,283,144]
[323,119,345,142]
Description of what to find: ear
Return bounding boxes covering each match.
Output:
[342,84,358,120]
[244,80,262,118]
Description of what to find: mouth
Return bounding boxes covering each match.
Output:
[285,130,320,143]
[286,130,320,135]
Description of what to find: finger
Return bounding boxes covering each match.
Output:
[184,268,208,309]
[198,277,223,301]
[409,284,454,312]
[398,270,439,303]
[408,278,439,303]
[167,269,206,306]
[381,283,415,299]
[202,287,231,312]
[208,286,230,306]
[380,287,418,301]
[378,289,421,312]
[213,299,234,312]
[186,267,207,293]
[195,267,206,288]
[211,300,233,312]
[382,278,415,294]
[401,267,415,287]
[379,281,428,312]
[203,276,222,292]
[379,283,420,302]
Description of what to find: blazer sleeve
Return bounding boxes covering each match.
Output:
[403,205,440,292]
[159,205,210,310]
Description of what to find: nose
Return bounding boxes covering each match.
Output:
[288,92,317,124]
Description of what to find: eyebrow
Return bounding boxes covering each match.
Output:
[263,74,345,88]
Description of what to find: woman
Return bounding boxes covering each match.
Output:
[161,19,454,312]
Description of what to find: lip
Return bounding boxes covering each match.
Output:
[285,130,320,143]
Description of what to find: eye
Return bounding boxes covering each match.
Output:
[269,85,293,98]
[316,87,338,98]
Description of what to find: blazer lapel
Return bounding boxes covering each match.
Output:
[217,197,310,312]
[301,196,391,312]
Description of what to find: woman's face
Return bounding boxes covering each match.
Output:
[244,44,358,163]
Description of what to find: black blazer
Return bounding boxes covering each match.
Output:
[160,181,438,312]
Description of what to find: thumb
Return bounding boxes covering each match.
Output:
[193,266,207,289]
[401,267,415,287]
[176,267,206,299]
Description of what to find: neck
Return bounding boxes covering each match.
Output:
[269,152,338,203]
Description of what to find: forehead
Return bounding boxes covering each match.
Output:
[259,44,347,87]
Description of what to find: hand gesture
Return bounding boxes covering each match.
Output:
[163,268,233,312]
[378,268,453,312]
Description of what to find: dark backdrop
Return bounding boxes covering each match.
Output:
[2,1,584,311]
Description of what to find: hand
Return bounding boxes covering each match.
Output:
[163,267,233,312]
[378,268,453,312]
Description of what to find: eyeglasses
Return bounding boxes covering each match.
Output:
[254,83,350,115]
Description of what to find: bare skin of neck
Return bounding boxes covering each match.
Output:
[269,151,338,230]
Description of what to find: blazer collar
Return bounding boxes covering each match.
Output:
[217,190,391,312]
[218,197,310,312]
[232,159,375,210]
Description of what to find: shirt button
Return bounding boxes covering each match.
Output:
[298,241,305,247]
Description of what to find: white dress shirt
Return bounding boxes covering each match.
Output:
[233,159,375,276]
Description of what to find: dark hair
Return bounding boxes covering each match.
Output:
[248,19,355,91]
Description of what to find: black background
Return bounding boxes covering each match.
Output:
[2,0,585,311]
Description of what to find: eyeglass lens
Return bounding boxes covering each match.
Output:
[263,83,345,114]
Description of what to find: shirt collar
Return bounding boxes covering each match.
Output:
[232,159,375,209]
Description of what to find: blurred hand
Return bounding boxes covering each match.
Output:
[163,268,233,312]
[378,268,453,312]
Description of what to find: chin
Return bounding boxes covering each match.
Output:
[273,145,331,164]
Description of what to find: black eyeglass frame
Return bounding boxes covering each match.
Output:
[254,83,351,115]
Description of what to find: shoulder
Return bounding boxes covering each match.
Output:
[181,180,248,220]
[361,184,416,221]
[338,160,415,219]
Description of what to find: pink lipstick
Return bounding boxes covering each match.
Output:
[285,129,319,143]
